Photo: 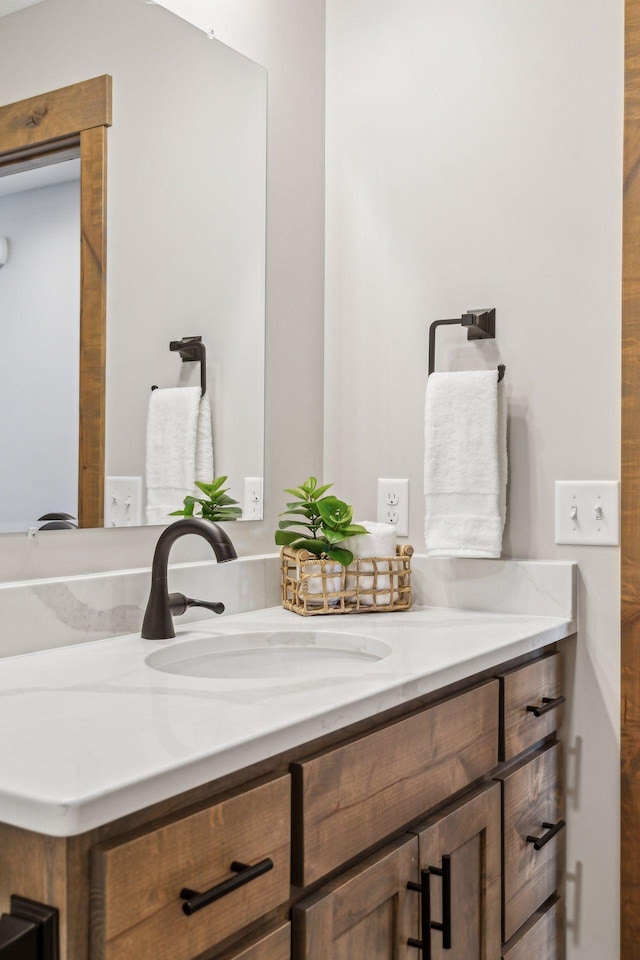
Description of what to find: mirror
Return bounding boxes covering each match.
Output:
[0,0,267,532]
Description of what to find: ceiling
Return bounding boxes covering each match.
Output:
[0,159,80,198]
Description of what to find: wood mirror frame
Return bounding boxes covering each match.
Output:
[624,1,640,954]
[0,76,111,529]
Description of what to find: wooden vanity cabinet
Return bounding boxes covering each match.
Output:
[0,643,567,960]
[501,897,563,960]
[290,679,499,886]
[292,836,420,959]
[409,781,502,960]
[90,775,291,960]
[217,922,292,960]
[496,743,564,943]
[292,781,503,960]
[497,653,564,762]
[495,658,566,959]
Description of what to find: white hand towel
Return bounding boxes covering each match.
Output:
[424,371,507,557]
[343,521,398,605]
[145,387,214,525]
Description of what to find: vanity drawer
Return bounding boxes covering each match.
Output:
[496,743,564,942]
[291,679,499,886]
[220,921,291,960]
[91,775,291,960]
[498,653,563,761]
[502,896,563,960]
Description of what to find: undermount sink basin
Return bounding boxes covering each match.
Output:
[145,630,392,680]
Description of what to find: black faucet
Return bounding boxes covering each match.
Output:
[141,518,238,640]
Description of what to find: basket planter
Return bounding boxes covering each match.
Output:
[280,544,413,616]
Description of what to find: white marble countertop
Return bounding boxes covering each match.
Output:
[0,604,575,837]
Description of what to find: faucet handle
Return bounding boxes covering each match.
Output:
[168,593,225,617]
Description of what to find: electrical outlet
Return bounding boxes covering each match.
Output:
[555,480,619,545]
[376,479,409,536]
[242,477,263,521]
[104,477,142,527]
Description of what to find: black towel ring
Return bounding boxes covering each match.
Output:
[428,309,506,382]
[151,336,207,395]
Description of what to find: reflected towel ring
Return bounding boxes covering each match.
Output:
[150,336,207,395]
[428,308,506,382]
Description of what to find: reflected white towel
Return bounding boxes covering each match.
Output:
[424,371,507,557]
[145,387,214,525]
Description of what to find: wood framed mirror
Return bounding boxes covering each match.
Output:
[624,0,640,953]
[0,75,110,529]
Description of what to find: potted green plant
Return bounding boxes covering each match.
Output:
[275,475,368,565]
[170,476,242,522]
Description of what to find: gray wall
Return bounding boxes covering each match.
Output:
[0,179,80,531]
[324,2,622,957]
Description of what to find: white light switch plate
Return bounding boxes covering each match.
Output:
[555,480,619,545]
[104,477,142,527]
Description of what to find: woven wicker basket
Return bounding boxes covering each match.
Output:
[280,544,413,616]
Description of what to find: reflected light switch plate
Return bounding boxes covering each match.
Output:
[105,477,142,527]
[555,481,619,545]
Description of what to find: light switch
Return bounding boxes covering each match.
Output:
[104,477,142,527]
[555,481,619,545]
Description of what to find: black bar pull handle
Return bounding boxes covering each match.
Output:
[168,593,225,616]
[526,695,566,718]
[407,856,452,956]
[526,819,566,851]
[0,915,37,960]
[180,858,273,916]
[0,896,58,960]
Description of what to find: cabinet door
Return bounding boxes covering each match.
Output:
[292,835,419,960]
[411,782,501,960]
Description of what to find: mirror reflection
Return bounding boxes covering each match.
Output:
[0,0,267,533]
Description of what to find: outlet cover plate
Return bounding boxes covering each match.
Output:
[555,480,619,545]
[242,477,263,521]
[376,478,409,537]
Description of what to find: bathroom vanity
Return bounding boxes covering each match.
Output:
[0,591,573,960]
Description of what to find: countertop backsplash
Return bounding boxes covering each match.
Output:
[0,553,576,659]
[0,555,280,658]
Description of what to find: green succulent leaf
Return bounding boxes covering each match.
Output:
[322,527,351,544]
[172,476,242,521]
[283,487,308,500]
[341,524,369,536]
[317,497,353,528]
[287,538,328,557]
[278,519,314,530]
[215,494,239,506]
[324,547,354,566]
[312,483,334,499]
[276,478,366,563]
[275,530,307,546]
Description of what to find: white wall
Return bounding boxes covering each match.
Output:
[324,2,622,957]
[0,179,80,532]
[0,0,326,578]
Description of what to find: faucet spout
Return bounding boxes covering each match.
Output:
[141,518,238,640]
